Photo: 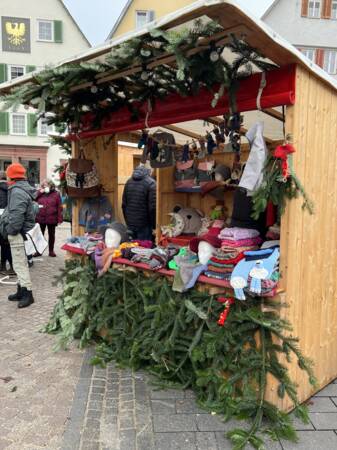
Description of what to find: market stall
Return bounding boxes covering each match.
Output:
[2,1,337,447]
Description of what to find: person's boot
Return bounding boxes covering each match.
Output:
[8,284,23,301]
[0,264,6,275]
[18,288,34,309]
[7,266,16,277]
[49,251,56,257]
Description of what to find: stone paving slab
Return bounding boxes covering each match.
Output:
[0,225,84,450]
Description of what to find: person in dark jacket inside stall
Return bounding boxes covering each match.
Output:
[122,165,156,241]
[36,179,63,257]
[0,170,14,275]
[0,164,36,308]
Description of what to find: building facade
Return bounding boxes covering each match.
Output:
[107,0,194,39]
[0,0,90,185]
[263,0,337,79]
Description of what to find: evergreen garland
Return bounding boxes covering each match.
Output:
[45,260,316,450]
[1,20,277,133]
[252,153,314,220]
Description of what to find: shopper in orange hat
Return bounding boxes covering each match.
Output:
[0,163,36,308]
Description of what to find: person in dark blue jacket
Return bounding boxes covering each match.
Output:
[122,165,156,241]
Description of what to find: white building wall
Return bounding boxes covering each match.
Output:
[0,0,90,182]
[263,0,337,79]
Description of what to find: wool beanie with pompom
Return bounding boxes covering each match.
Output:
[6,163,26,180]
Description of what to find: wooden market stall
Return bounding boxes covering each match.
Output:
[2,0,337,418]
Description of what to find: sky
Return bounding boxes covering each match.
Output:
[63,0,274,46]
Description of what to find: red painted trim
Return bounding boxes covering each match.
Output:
[71,65,296,140]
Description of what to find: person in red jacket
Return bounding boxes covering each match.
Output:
[36,180,63,257]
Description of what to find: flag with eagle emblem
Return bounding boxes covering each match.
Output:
[2,16,30,53]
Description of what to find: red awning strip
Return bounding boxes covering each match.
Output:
[76,64,296,140]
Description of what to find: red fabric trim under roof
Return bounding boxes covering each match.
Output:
[75,64,296,140]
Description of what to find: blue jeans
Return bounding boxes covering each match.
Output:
[130,226,153,241]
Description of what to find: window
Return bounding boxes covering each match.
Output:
[37,20,53,41]
[8,65,25,80]
[10,114,26,135]
[332,1,337,19]
[308,0,321,18]
[136,10,154,29]
[301,48,316,62]
[323,50,337,74]
[38,119,54,136]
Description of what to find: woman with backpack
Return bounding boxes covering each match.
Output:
[36,180,63,257]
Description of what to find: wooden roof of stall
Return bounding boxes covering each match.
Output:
[1,0,336,94]
[0,0,335,145]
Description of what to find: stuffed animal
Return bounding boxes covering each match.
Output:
[161,206,204,237]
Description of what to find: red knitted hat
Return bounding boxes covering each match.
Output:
[190,229,222,254]
[6,163,26,180]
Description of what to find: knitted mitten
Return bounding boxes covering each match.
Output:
[230,258,258,300]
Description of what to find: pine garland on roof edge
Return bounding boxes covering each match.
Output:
[44,260,316,450]
[1,20,277,131]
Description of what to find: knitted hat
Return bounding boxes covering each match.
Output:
[99,222,130,244]
[214,164,231,182]
[6,163,26,180]
[190,227,222,253]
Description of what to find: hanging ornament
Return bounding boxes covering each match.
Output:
[109,86,115,94]
[140,48,152,58]
[209,41,221,62]
[81,105,90,112]
[141,71,149,81]
[91,85,98,94]
[216,297,235,327]
[210,51,220,62]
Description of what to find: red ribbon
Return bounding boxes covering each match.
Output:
[273,144,296,179]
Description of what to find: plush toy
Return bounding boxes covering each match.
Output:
[161,206,204,237]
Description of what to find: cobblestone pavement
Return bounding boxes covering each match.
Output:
[2,224,337,450]
[73,363,337,450]
[0,224,84,450]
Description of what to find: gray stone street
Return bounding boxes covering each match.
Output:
[1,224,337,450]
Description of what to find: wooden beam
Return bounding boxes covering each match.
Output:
[163,124,203,140]
[206,116,277,145]
[262,108,284,122]
[71,25,252,93]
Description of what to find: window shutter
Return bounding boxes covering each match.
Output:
[26,65,36,73]
[27,113,38,136]
[301,0,309,16]
[54,21,63,43]
[0,112,9,135]
[322,0,332,18]
[315,49,325,67]
[148,10,155,22]
[0,64,8,83]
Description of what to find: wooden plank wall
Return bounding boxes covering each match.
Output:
[157,148,250,233]
[71,135,118,236]
[267,65,337,410]
[117,144,142,223]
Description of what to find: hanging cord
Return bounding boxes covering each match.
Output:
[145,99,152,129]
[282,105,286,142]
[256,72,267,111]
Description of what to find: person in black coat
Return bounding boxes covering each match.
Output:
[0,170,14,274]
[122,165,156,241]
